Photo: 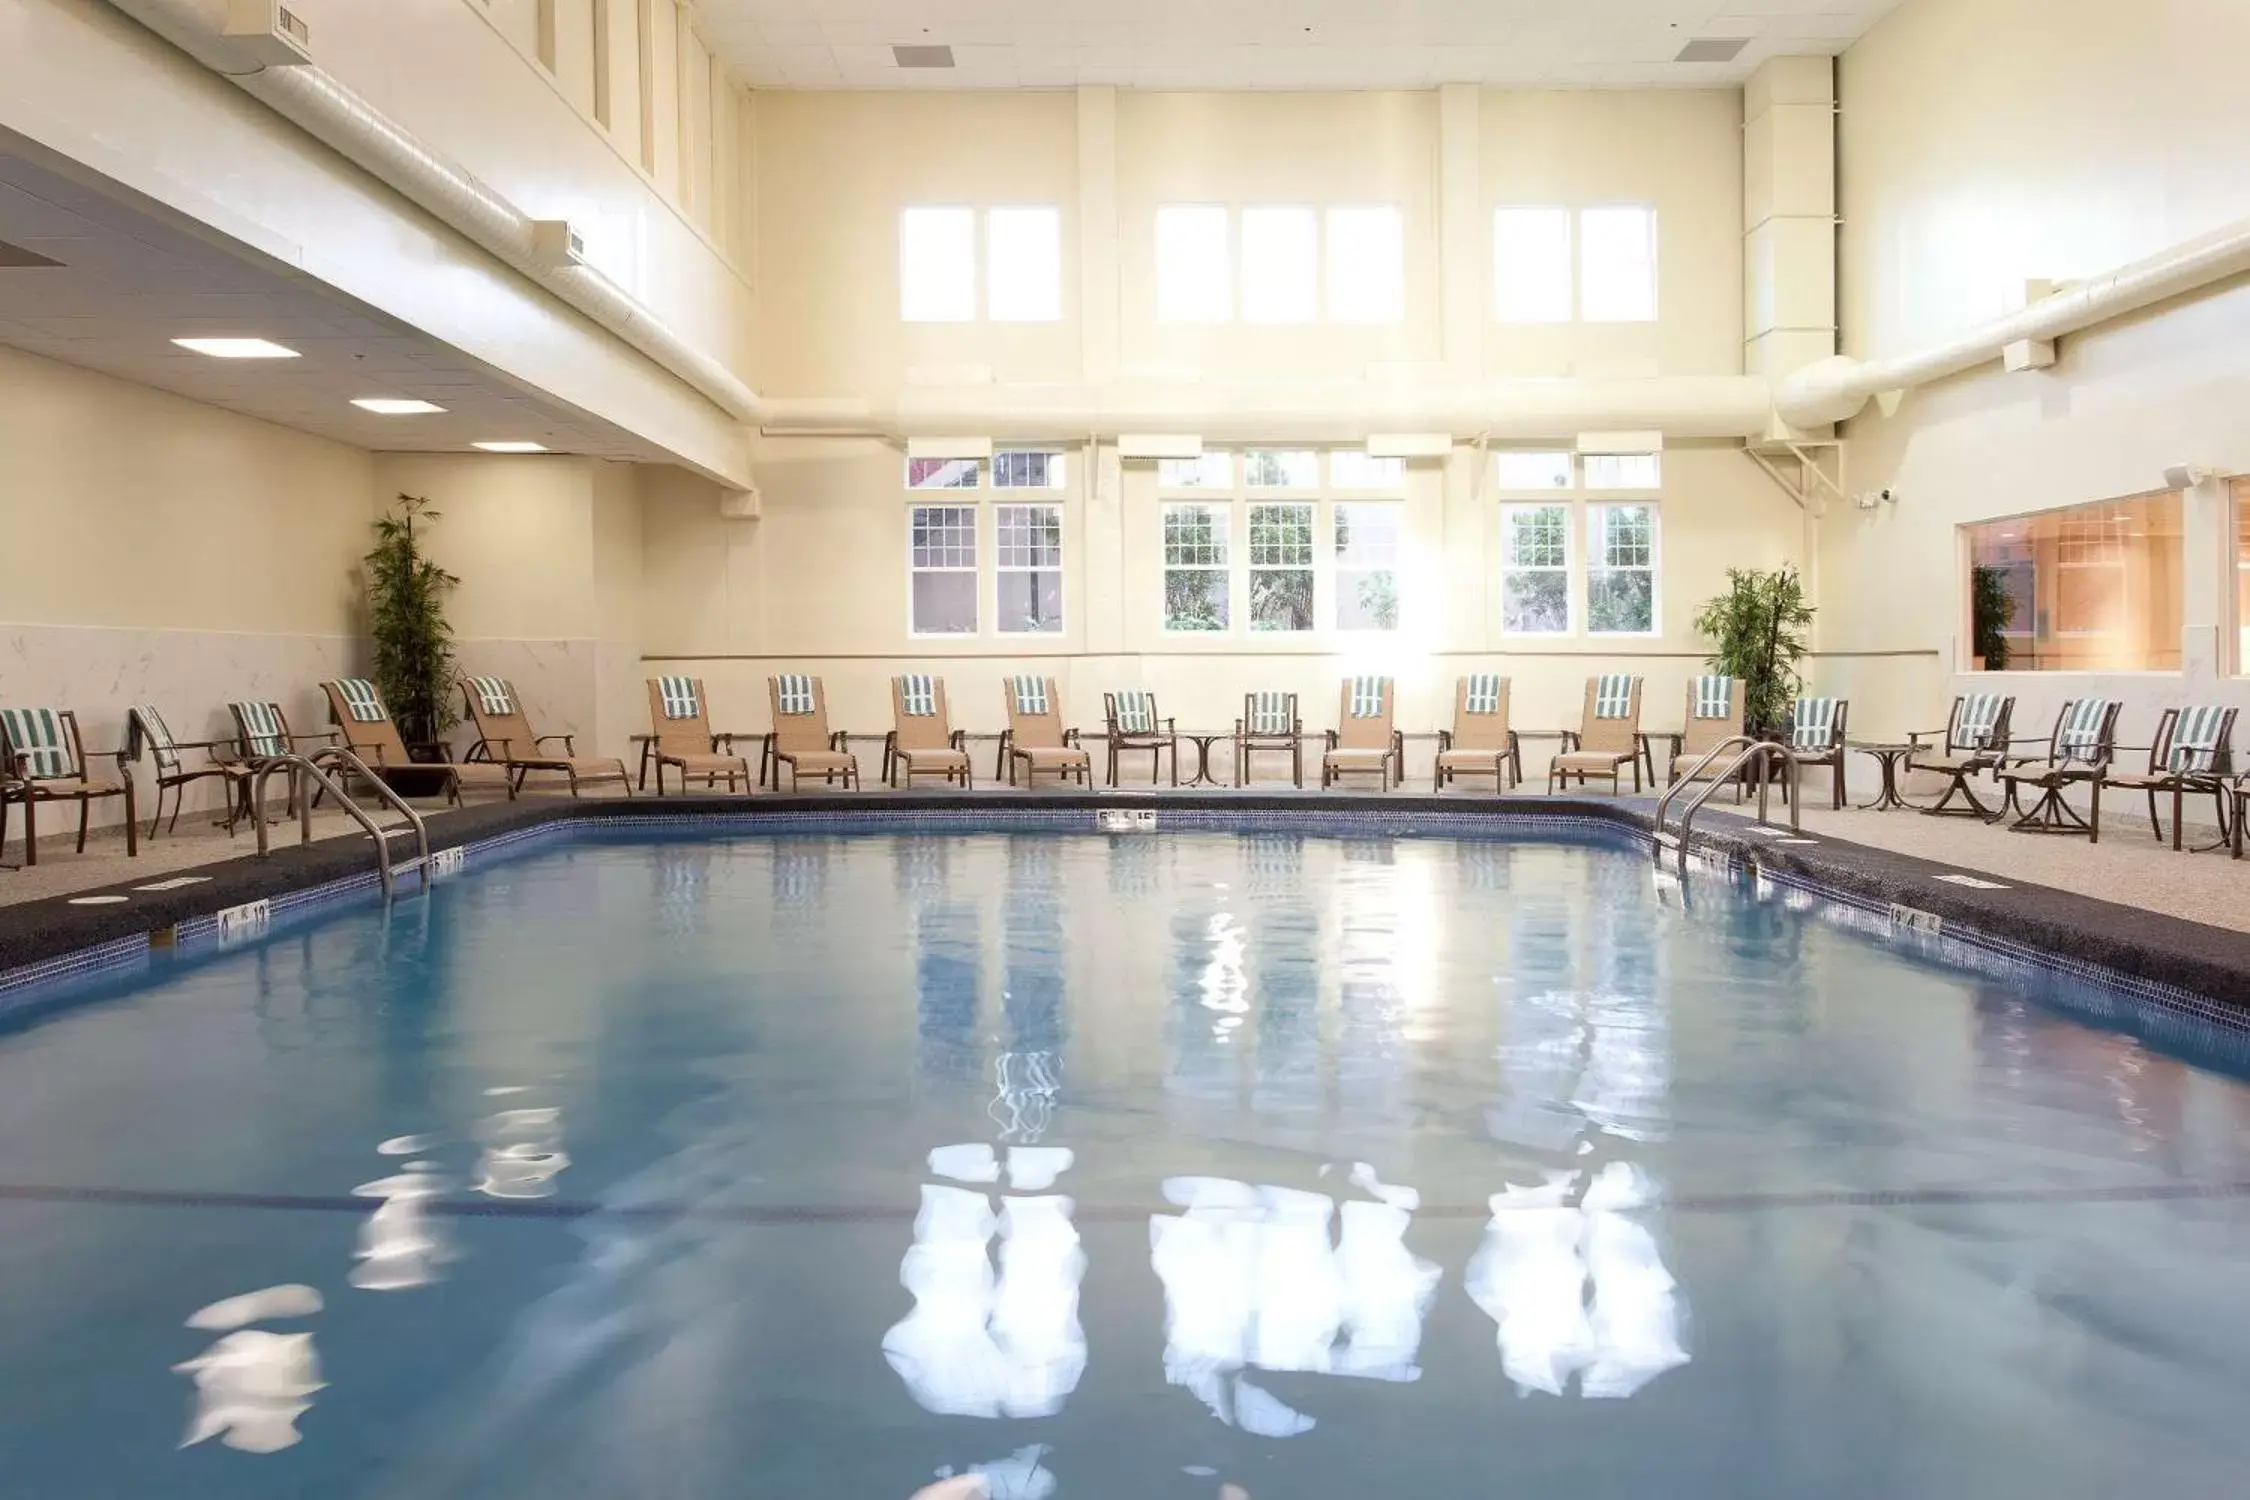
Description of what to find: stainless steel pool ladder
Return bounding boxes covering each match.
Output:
[1651,736,1800,878]
[248,747,432,900]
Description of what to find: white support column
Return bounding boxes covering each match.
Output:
[1743,57,1836,391]
[1438,83,1484,377]
[1077,85,1120,385]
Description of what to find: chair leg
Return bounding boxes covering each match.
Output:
[77,797,90,854]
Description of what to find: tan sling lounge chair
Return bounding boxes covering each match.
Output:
[643,676,752,793]
[1103,690,1178,786]
[0,706,138,865]
[1235,692,1304,786]
[1779,697,1850,810]
[1322,676,1402,790]
[459,675,631,798]
[1549,675,1644,794]
[1669,675,1746,792]
[767,674,859,791]
[1003,675,1091,787]
[322,678,512,805]
[2102,705,2236,850]
[887,674,973,787]
[1995,697,2123,840]
[1435,674,1521,790]
[1907,692,2014,819]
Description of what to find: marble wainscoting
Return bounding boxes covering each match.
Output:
[446,637,603,765]
[0,622,358,830]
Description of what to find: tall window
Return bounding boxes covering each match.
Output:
[1248,503,1315,632]
[1587,504,1658,635]
[1244,449,1319,489]
[900,206,976,323]
[1162,505,1230,632]
[909,504,979,636]
[1241,206,1318,325]
[993,450,1065,490]
[1157,205,1232,324]
[995,505,1063,635]
[1494,450,1574,492]
[1325,206,1404,324]
[1580,206,1658,323]
[1494,207,1572,324]
[1963,490,2184,672]
[2235,479,2250,673]
[1501,505,1571,635]
[986,207,1062,322]
[1584,452,1662,491]
[1334,504,1401,631]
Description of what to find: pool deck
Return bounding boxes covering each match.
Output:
[2,783,2247,1013]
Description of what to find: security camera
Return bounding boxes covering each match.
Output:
[2162,463,2212,490]
[1855,487,1898,510]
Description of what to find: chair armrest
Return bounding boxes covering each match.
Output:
[1161,717,1177,734]
[1436,729,1453,751]
[1560,730,1582,752]
[1232,719,1246,736]
[1323,730,1339,749]
[534,734,576,753]
[1064,728,1082,747]
[949,730,966,749]
[829,730,849,752]
[1906,729,1943,746]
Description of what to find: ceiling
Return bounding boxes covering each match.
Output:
[698,0,1904,91]
[0,146,663,461]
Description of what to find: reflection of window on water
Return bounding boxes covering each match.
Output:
[1964,489,2183,672]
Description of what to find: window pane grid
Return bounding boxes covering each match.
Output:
[907,457,980,490]
[1249,503,1315,566]
[910,505,979,569]
[993,450,1064,489]
[1587,503,1657,635]
[996,504,1062,569]
[1158,453,1233,489]
[1163,502,1231,632]
[1495,450,1575,492]
[1501,503,1571,636]
[1244,450,1320,489]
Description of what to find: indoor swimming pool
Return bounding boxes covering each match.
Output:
[0,825,2246,1499]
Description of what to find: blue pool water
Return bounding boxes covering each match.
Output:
[1,827,2248,1499]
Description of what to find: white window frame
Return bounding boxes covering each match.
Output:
[1243,448,1321,491]
[1585,502,1660,638]
[1494,449,1577,493]
[1247,499,1317,634]
[1579,204,1659,324]
[994,502,1065,636]
[899,205,977,324]
[905,456,982,491]
[908,501,982,638]
[1161,500,1234,634]
[1493,205,1574,325]
[1582,452,1662,492]
[1157,452,1234,490]
[1333,501,1403,633]
[1500,502,1574,638]
[992,449,1067,491]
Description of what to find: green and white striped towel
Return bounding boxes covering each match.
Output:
[129,705,179,769]
[1958,693,2004,748]
[773,674,816,716]
[1593,674,1637,720]
[1463,674,1504,715]
[332,678,386,723]
[2057,698,2114,761]
[2169,704,2228,773]
[468,676,517,716]
[0,708,72,778]
[658,676,701,720]
[1790,698,1838,751]
[898,675,938,717]
[1692,675,1736,720]
[1112,691,1157,735]
[1010,676,1050,715]
[1245,692,1295,735]
[233,701,287,758]
[1348,677,1389,719]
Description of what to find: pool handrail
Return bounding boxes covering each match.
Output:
[1654,736,1800,877]
[248,747,430,901]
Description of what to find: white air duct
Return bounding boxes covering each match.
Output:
[759,376,1773,444]
[1775,213,2250,428]
[102,0,761,425]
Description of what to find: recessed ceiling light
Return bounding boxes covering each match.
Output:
[893,44,954,68]
[173,337,300,360]
[352,397,447,415]
[472,441,548,453]
[1675,38,1750,63]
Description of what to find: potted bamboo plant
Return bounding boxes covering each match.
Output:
[1692,566,1815,741]
[362,493,461,789]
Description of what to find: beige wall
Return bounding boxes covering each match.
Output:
[0,344,368,818]
[1821,0,2250,750]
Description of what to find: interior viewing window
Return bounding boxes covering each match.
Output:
[1495,450,1575,491]
[1157,453,1233,489]
[1240,206,1319,325]
[1330,451,1405,490]
[995,504,1063,635]
[1162,503,1231,632]
[1500,504,1571,635]
[906,457,980,490]
[986,207,1062,323]
[1325,206,1404,324]
[1583,452,1662,490]
[993,450,1064,489]
[1248,503,1316,632]
[1580,205,1658,323]
[1156,205,1233,324]
[1587,504,1658,635]
[909,504,980,636]
[1244,449,1320,488]
[2236,479,2250,673]
[899,206,977,323]
[1334,504,1402,632]
[1963,490,2184,672]
[1493,207,1573,324]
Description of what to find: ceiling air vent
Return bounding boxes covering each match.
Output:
[0,239,63,269]
[223,0,314,65]
[1675,37,1750,63]
[893,44,956,69]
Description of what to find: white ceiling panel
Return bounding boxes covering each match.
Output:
[0,150,670,462]
[697,0,1902,90]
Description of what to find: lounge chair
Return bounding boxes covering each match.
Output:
[1103,690,1178,786]
[644,676,753,793]
[322,678,513,805]
[1549,675,1644,794]
[1778,697,1850,810]
[124,704,259,837]
[1002,676,1091,787]
[1235,692,1304,787]
[886,674,973,788]
[2101,705,2236,850]
[1995,697,2123,840]
[0,707,138,865]
[1669,675,1746,792]
[1906,692,2014,819]
[767,674,859,791]
[1435,673,1521,791]
[458,675,632,798]
[1322,676,1402,789]
[229,700,337,821]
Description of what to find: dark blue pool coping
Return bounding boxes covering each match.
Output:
[2,791,2247,1033]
